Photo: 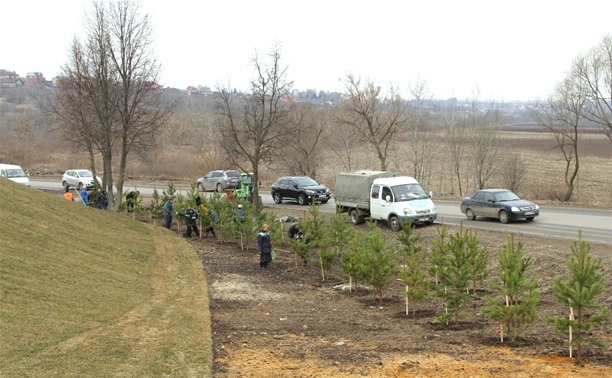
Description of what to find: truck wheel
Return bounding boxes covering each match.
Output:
[349,209,363,225]
[389,215,402,231]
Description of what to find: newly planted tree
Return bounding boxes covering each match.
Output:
[482,234,538,342]
[327,211,354,256]
[428,225,451,286]
[547,232,609,364]
[434,223,477,325]
[359,222,398,304]
[397,221,428,316]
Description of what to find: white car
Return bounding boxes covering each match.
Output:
[62,169,102,190]
[0,163,30,186]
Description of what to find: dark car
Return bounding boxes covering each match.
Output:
[271,176,331,205]
[196,170,240,192]
[460,189,539,224]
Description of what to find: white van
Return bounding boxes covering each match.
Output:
[0,164,30,186]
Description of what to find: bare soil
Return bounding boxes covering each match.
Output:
[179,213,612,378]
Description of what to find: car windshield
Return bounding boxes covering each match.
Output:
[495,191,521,202]
[392,184,428,201]
[6,169,26,178]
[295,177,319,187]
[77,170,93,177]
[226,171,240,178]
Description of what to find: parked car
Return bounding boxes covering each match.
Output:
[196,170,240,192]
[0,163,30,186]
[460,189,539,224]
[271,176,331,205]
[62,169,102,190]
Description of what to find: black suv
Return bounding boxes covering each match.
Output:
[271,176,331,205]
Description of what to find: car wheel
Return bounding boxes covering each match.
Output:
[297,194,307,205]
[62,181,69,189]
[349,209,364,225]
[273,192,282,204]
[216,183,223,193]
[78,182,84,190]
[499,210,509,224]
[525,216,535,221]
[466,208,476,220]
[389,215,402,231]
[197,183,204,192]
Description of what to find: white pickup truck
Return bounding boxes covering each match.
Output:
[335,170,437,231]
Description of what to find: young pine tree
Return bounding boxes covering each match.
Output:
[482,234,538,342]
[434,223,476,325]
[547,232,609,365]
[396,221,428,316]
[359,222,398,304]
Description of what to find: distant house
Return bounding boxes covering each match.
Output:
[24,72,45,86]
[198,86,212,95]
[186,86,199,95]
[0,69,23,87]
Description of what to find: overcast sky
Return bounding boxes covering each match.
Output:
[3,0,611,101]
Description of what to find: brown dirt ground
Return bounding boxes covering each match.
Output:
[174,210,612,378]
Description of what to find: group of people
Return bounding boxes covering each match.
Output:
[158,193,290,271]
[162,194,220,237]
[63,186,108,210]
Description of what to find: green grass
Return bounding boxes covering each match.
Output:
[0,179,212,377]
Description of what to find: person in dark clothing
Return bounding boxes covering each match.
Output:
[96,188,108,210]
[257,224,273,269]
[288,223,303,241]
[204,208,218,237]
[126,190,139,212]
[233,204,246,223]
[163,196,174,229]
[178,208,199,237]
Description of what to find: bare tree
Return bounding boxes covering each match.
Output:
[574,34,612,143]
[216,46,295,210]
[279,102,327,178]
[337,75,407,171]
[53,0,172,209]
[501,153,528,194]
[534,68,588,202]
[468,109,504,190]
[9,115,35,167]
[323,110,359,172]
[443,100,468,196]
[405,80,438,187]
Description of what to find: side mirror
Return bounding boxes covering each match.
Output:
[428,191,433,199]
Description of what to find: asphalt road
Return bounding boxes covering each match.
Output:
[30,178,612,245]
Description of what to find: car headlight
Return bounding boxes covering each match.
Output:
[403,208,415,215]
[511,206,520,212]
[305,189,316,195]
[534,204,539,210]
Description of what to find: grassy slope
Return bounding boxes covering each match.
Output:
[0,179,212,377]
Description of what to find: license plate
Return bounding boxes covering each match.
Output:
[418,217,429,222]
[318,195,327,198]
[525,211,534,216]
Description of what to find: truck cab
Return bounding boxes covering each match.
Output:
[369,176,437,230]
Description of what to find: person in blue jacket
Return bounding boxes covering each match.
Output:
[80,187,89,205]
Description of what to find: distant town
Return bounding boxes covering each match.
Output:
[0,68,542,118]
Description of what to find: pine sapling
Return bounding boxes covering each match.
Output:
[547,232,609,365]
[482,234,538,342]
[397,221,428,316]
